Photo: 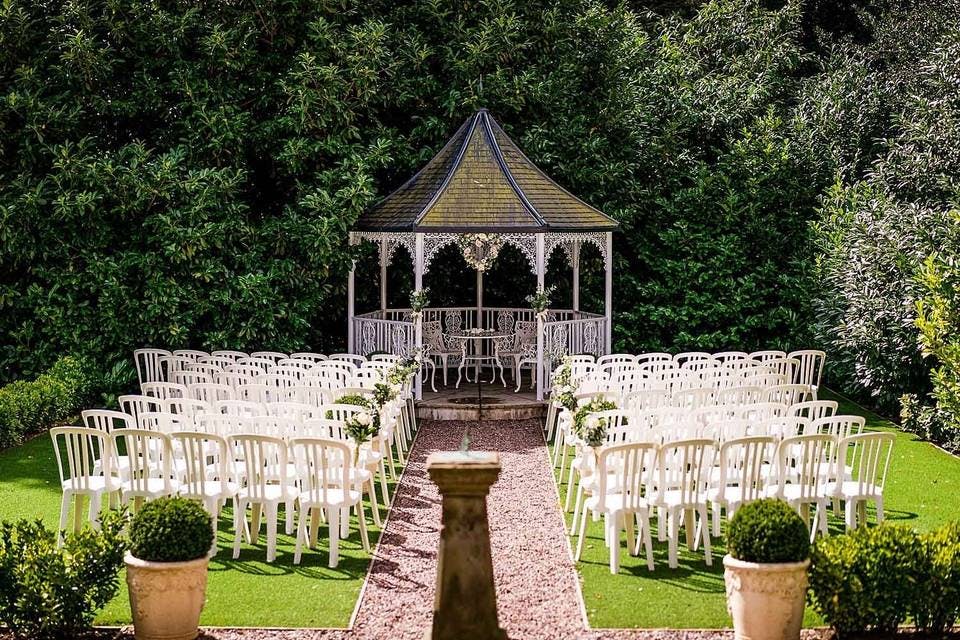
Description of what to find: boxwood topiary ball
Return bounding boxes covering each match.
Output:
[129,496,214,562]
[727,499,810,563]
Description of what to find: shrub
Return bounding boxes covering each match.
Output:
[915,521,960,633]
[0,355,100,449]
[808,523,929,636]
[129,497,214,562]
[726,499,809,563]
[336,394,372,408]
[0,511,127,639]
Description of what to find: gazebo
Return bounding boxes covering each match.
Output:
[347,109,618,400]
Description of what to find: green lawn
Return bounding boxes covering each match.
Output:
[0,431,405,627]
[554,388,960,629]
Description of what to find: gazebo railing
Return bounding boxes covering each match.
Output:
[354,312,415,357]
[352,307,609,400]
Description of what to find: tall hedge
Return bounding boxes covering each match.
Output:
[0,0,835,379]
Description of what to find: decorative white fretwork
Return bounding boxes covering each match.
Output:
[545,232,608,268]
[423,233,458,272]
[501,233,538,272]
[583,322,599,356]
[351,232,416,267]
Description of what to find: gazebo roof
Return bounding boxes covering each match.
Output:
[354,109,618,233]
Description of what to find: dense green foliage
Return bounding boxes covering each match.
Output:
[0,0,850,381]
[0,356,99,449]
[129,497,214,562]
[806,522,960,637]
[811,12,960,422]
[725,499,809,563]
[0,511,127,639]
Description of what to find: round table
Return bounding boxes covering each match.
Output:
[446,329,511,387]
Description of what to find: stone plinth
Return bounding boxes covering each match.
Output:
[427,451,507,640]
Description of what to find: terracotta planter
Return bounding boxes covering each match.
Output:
[125,552,208,640]
[723,554,809,640]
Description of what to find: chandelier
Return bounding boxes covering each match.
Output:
[456,233,503,272]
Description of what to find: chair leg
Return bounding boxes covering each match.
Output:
[379,459,391,505]
[668,509,678,569]
[574,505,589,562]
[340,506,349,539]
[285,500,295,535]
[641,513,655,571]
[570,482,584,535]
[73,494,86,535]
[875,496,884,524]
[310,507,322,549]
[700,506,712,566]
[564,461,578,512]
[625,512,636,557]
[58,492,71,547]
[88,494,102,530]
[607,514,620,574]
[232,500,245,559]
[328,506,340,569]
[368,478,382,528]
[294,507,308,565]
[265,503,278,563]
[845,499,856,531]
[711,501,722,537]
[684,509,695,551]
[357,502,370,553]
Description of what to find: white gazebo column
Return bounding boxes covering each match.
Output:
[571,241,581,314]
[476,269,483,328]
[535,233,545,401]
[414,233,425,399]
[604,231,613,352]
[347,233,357,353]
[379,238,388,314]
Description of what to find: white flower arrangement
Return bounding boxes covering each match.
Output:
[457,233,504,272]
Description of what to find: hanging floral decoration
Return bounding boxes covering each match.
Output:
[457,233,504,272]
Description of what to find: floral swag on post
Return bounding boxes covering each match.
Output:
[457,233,503,272]
[551,357,578,412]
[526,284,555,319]
[409,288,429,319]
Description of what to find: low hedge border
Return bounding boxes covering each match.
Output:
[0,356,100,449]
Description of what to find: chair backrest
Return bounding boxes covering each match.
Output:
[741,373,789,389]
[443,310,463,333]
[658,439,715,507]
[137,411,189,434]
[349,369,382,388]
[302,417,349,440]
[515,320,536,345]
[812,415,865,440]
[171,370,213,386]
[714,351,749,363]
[750,350,787,363]
[294,385,333,406]
[134,348,171,385]
[82,409,134,433]
[230,434,289,500]
[118,394,164,423]
[111,429,174,493]
[141,381,187,401]
[214,399,264,417]
[251,351,288,362]
[672,388,716,410]
[738,402,789,422]
[680,358,720,374]
[290,437,352,506]
[765,357,800,382]
[590,410,636,444]
[497,309,515,334]
[788,400,838,422]
[321,403,367,423]
[164,397,210,419]
[674,352,713,366]
[716,386,765,407]
[596,442,658,512]
[236,357,275,372]
[715,436,776,503]
[760,416,809,440]
[635,352,671,365]
[788,350,826,387]
[197,355,236,370]
[186,362,224,378]
[197,413,251,437]
[328,353,366,367]
[597,353,636,366]
[249,415,299,438]
[211,350,249,362]
[172,431,231,500]
[159,355,193,380]
[701,419,751,443]
[236,383,271,403]
[50,427,109,490]
[370,353,402,364]
[188,383,235,405]
[774,434,836,500]
[838,432,894,494]
[764,384,816,407]
[266,402,315,421]
[312,360,356,377]
[216,371,256,390]
[173,349,209,361]
[290,352,327,363]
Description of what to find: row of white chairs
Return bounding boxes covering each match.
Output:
[570,431,892,573]
[51,427,384,567]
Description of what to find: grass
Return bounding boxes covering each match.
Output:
[0,431,406,627]
[554,388,960,629]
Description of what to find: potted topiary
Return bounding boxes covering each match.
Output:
[723,499,811,640]
[125,497,214,640]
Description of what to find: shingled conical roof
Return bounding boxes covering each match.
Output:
[354,110,618,233]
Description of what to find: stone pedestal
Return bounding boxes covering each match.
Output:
[427,451,507,640]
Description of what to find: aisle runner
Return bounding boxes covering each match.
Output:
[350,419,585,640]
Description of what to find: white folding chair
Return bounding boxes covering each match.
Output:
[134,348,171,385]
[767,434,835,540]
[141,381,187,401]
[705,435,775,537]
[110,429,179,510]
[654,439,715,568]
[788,350,826,389]
[828,432,894,530]
[788,400,837,422]
[171,431,237,544]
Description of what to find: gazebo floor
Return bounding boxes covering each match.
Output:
[416,377,546,421]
